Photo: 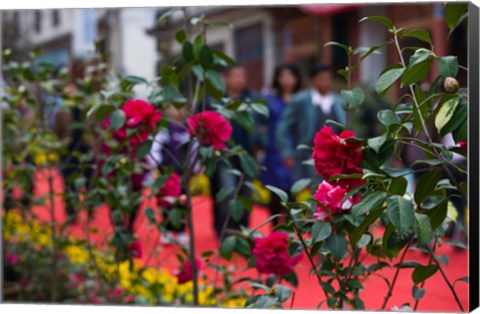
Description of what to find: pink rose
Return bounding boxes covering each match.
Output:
[252,231,302,277]
[313,181,358,221]
[157,172,182,208]
[6,253,19,265]
[129,241,143,259]
[112,99,162,146]
[458,141,467,151]
[176,258,202,284]
[312,126,365,191]
[187,111,232,149]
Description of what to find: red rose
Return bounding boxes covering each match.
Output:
[313,181,358,221]
[157,172,182,208]
[312,126,365,190]
[106,287,124,299]
[6,253,19,265]
[113,99,162,146]
[458,141,467,151]
[176,258,202,284]
[252,231,302,277]
[129,241,143,259]
[187,111,232,149]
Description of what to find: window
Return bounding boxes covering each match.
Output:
[234,23,264,90]
[52,10,60,27]
[34,10,42,33]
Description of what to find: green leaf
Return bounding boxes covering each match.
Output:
[356,44,385,62]
[404,29,432,46]
[415,171,442,205]
[213,50,235,66]
[359,16,394,29]
[454,276,469,285]
[235,237,251,258]
[445,239,467,249]
[387,196,415,234]
[274,284,292,302]
[341,87,365,109]
[229,199,245,222]
[412,285,426,300]
[136,140,153,159]
[401,58,433,87]
[435,97,460,134]
[291,178,311,195]
[199,45,214,69]
[389,177,408,196]
[375,68,404,96]
[357,234,372,248]
[412,265,439,284]
[220,236,237,260]
[368,134,387,154]
[168,208,182,229]
[182,42,195,63]
[239,153,258,177]
[408,49,433,67]
[440,103,467,136]
[216,186,234,203]
[311,221,332,243]
[288,241,303,258]
[452,118,467,142]
[352,191,387,218]
[445,3,468,33]
[352,207,384,245]
[436,254,449,267]
[206,70,226,94]
[266,185,288,203]
[175,30,187,44]
[325,233,348,260]
[110,109,126,131]
[414,213,433,244]
[426,199,448,230]
[324,41,350,53]
[438,56,459,78]
[378,109,401,127]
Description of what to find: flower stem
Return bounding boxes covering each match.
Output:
[380,241,411,310]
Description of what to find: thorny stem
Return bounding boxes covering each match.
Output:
[285,207,329,303]
[392,31,467,199]
[413,238,437,311]
[380,241,412,310]
[47,168,58,302]
[428,238,465,312]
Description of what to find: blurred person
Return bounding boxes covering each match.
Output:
[258,64,302,225]
[208,65,256,241]
[54,81,95,224]
[147,107,195,246]
[276,64,345,182]
[3,101,36,213]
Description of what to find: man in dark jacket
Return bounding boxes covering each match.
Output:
[208,65,256,241]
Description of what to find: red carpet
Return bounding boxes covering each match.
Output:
[26,168,469,311]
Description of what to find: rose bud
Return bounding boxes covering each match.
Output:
[444,77,459,93]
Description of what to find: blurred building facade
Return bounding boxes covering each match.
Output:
[1,8,158,97]
[147,3,468,94]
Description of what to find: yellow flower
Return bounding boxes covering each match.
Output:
[252,179,271,205]
[47,153,58,163]
[296,188,312,202]
[34,234,51,247]
[222,297,247,308]
[65,245,89,264]
[34,152,47,165]
[189,173,211,196]
[142,267,160,285]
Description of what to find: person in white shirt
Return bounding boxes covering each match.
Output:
[276,64,346,182]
